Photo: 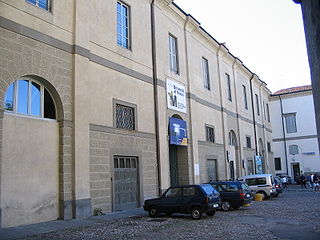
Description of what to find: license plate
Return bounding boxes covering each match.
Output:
[213,204,219,208]
[246,194,251,197]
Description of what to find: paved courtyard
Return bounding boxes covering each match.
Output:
[2,186,320,240]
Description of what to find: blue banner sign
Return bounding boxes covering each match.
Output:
[169,117,187,146]
[255,155,263,174]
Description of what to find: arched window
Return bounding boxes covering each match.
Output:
[4,79,56,119]
[229,131,237,146]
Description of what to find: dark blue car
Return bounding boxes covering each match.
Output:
[209,181,253,211]
[143,184,220,220]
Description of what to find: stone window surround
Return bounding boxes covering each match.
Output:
[113,98,137,131]
[205,124,215,143]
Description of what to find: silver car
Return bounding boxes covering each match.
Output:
[239,174,277,200]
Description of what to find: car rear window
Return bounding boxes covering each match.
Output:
[246,178,267,185]
[200,184,217,195]
[241,183,250,191]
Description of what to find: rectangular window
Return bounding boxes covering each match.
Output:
[202,57,210,90]
[255,94,260,116]
[266,103,270,122]
[26,0,51,11]
[117,1,130,49]
[226,73,232,101]
[284,113,297,133]
[267,142,271,152]
[242,85,248,109]
[205,126,215,143]
[116,104,135,130]
[169,34,179,74]
[263,101,266,120]
[274,157,281,171]
[246,136,251,148]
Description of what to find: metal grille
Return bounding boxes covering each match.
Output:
[114,156,138,211]
[116,104,135,130]
[206,126,215,142]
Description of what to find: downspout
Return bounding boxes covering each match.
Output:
[151,0,162,196]
[279,95,289,175]
[249,75,258,172]
[232,59,243,178]
[183,17,195,184]
[216,45,228,179]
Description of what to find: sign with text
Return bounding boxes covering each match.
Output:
[169,117,188,146]
[166,78,187,113]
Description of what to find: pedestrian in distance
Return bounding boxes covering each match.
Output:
[310,173,314,189]
[282,176,288,189]
[300,174,307,189]
[307,174,312,188]
[313,174,319,192]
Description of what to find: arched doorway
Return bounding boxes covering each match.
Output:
[168,114,188,186]
[228,130,237,180]
[2,77,62,227]
[258,138,265,173]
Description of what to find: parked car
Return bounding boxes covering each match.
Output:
[274,176,284,196]
[239,174,277,200]
[209,181,253,211]
[143,184,220,220]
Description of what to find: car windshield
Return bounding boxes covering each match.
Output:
[241,183,250,191]
[200,184,217,194]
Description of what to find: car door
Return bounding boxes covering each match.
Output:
[179,187,200,213]
[160,187,182,212]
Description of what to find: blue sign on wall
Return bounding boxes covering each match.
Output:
[255,155,263,174]
[169,117,188,146]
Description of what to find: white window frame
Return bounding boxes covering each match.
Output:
[117,1,130,49]
[202,57,210,90]
[284,113,297,133]
[255,94,260,116]
[26,0,51,11]
[169,34,179,74]
[242,85,248,109]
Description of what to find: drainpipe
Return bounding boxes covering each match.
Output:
[216,45,228,180]
[232,59,243,178]
[183,17,196,184]
[249,75,258,172]
[279,95,289,175]
[151,0,162,196]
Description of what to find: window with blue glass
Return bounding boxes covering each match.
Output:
[26,0,51,11]
[117,1,130,49]
[4,79,56,119]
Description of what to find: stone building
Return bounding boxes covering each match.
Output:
[270,85,320,182]
[0,0,273,228]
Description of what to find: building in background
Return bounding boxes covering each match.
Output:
[270,85,320,182]
[293,0,320,155]
[0,0,273,228]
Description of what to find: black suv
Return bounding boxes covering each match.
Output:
[209,181,253,211]
[143,184,220,220]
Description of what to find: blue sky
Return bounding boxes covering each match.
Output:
[174,0,311,93]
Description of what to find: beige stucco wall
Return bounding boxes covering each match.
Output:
[1,114,59,228]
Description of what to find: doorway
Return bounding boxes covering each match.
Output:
[292,163,300,183]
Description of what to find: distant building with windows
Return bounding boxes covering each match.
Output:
[0,0,273,228]
[270,85,320,182]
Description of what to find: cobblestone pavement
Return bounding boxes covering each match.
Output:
[20,189,320,240]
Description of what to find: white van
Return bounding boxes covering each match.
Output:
[239,174,277,200]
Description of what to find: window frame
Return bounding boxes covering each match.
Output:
[255,94,260,116]
[117,1,130,49]
[4,78,57,120]
[26,0,51,11]
[266,103,270,122]
[202,57,210,90]
[226,73,232,101]
[242,85,248,109]
[113,99,137,131]
[284,113,297,133]
[169,34,179,74]
[274,157,282,171]
[246,135,251,148]
[205,125,215,143]
[267,142,271,152]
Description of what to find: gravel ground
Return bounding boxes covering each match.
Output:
[22,190,320,240]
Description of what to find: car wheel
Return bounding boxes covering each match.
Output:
[191,207,202,220]
[221,201,232,211]
[148,206,158,218]
[258,191,268,200]
[206,210,216,216]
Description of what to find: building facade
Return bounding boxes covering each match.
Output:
[0,0,273,228]
[270,85,320,182]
